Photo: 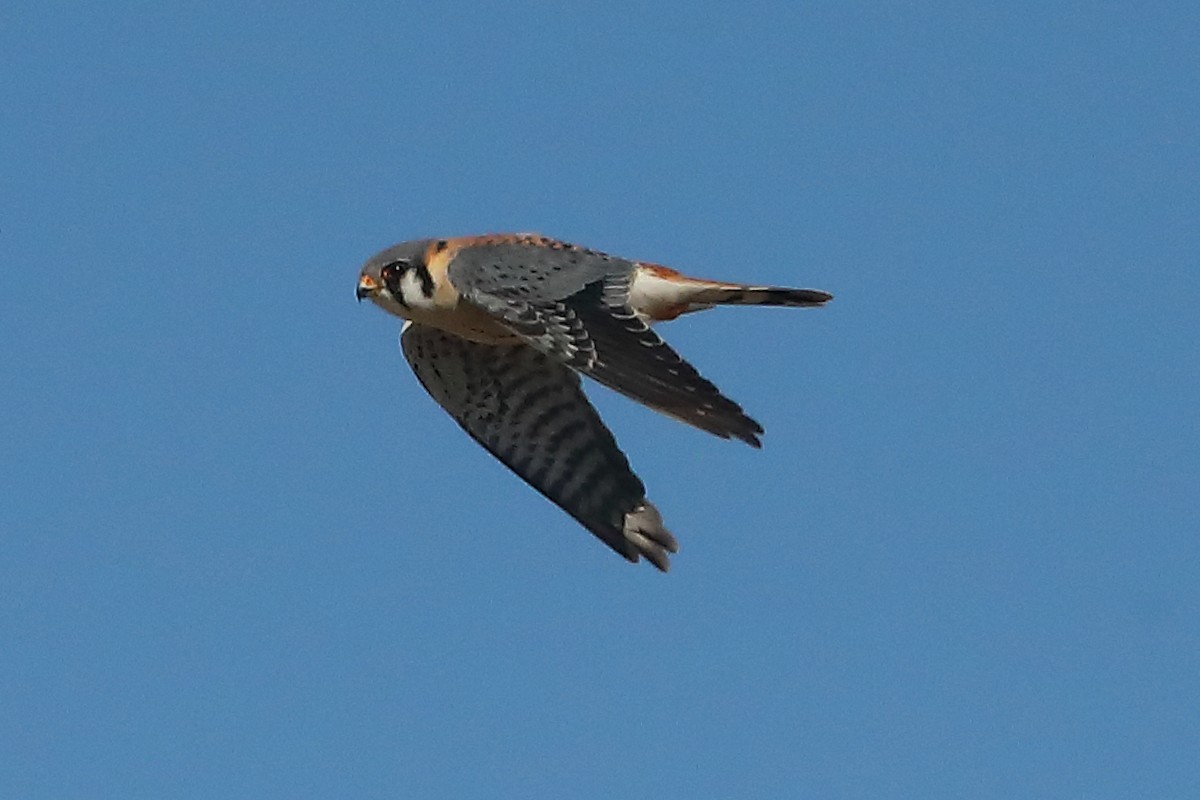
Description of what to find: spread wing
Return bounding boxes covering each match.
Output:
[446,237,764,446]
[400,322,678,570]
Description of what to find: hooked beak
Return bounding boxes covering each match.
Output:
[356,274,378,302]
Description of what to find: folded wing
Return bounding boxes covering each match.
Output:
[447,241,764,446]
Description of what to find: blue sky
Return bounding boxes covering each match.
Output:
[3,2,1198,797]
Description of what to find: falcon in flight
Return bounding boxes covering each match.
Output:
[356,234,831,571]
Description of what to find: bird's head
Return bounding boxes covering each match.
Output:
[357,239,435,316]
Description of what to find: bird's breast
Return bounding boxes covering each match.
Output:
[373,293,521,345]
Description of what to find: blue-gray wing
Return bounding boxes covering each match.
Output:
[400,323,678,570]
[446,238,764,446]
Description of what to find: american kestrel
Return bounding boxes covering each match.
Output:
[357,234,831,571]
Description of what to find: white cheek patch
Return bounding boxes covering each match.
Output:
[399,270,437,310]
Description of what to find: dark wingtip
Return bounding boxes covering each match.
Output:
[728,426,763,448]
[733,415,765,448]
[792,288,833,305]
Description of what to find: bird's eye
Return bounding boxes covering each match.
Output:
[380,260,408,284]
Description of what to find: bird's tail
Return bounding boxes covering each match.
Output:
[683,283,833,308]
[631,262,832,321]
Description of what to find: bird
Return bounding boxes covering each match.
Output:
[356,233,831,571]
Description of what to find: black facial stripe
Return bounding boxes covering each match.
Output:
[381,259,435,304]
[413,263,435,298]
